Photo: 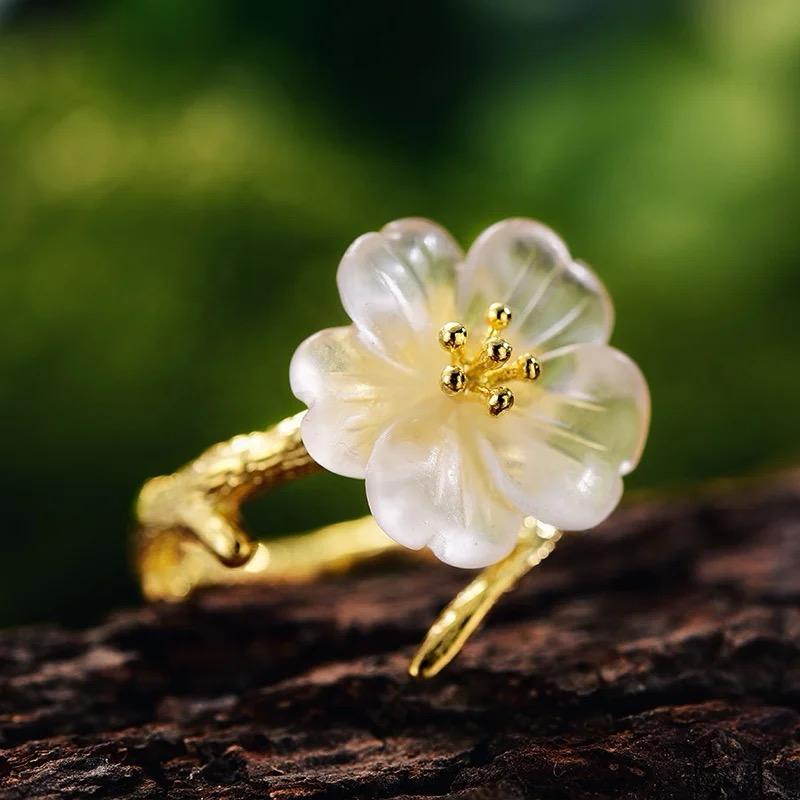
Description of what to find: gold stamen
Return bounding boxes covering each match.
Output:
[488,353,541,384]
[440,365,467,395]
[437,305,539,417]
[519,353,541,381]
[488,387,514,416]
[486,302,512,331]
[438,322,468,352]
[486,338,512,364]
[468,338,512,375]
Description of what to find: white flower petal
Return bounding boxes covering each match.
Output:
[365,403,522,569]
[290,326,414,479]
[337,218,463,367]
[535,344,650,476]
[484,435,623,533]
[479,343,650,531]
[457,218,613,352]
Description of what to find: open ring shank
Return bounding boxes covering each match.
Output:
[133,412,561,677]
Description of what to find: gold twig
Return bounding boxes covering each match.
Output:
[134,413,562,677]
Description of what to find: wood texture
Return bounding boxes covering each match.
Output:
[2,474,800,799]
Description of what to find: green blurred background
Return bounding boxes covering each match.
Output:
[1,0,798,627]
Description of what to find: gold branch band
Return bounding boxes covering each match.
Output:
[133,412,562,678]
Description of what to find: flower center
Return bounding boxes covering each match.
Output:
[438,302,541,416]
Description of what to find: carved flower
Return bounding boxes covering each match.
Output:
[290,219,650,568]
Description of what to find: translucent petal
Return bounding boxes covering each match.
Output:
[481,434,623,533]
[337,218,463,367]
[457,218,613,352]
[533,344,650,476]
[290,326,416,479]
[479,343,650,531]
[365,403,523,568]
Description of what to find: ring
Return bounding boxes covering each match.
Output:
[134,217,651,678]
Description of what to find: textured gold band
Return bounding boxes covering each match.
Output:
[133,412,562,677]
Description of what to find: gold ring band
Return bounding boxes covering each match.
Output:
[133,412,562,678]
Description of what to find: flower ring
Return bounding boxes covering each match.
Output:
[290,218,650,569]
[134,217,651,677]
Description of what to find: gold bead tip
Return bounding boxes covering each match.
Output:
[488,387,514,416]
[439,322,468,351]
[486,338,512,364]
[486,302,512,330]
[520,353,541,381]
[441,364,467,394]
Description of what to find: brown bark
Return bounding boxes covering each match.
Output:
[2,474,800,799]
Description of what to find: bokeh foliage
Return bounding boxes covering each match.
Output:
[1,0,799,626]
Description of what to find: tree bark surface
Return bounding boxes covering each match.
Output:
[2,475,800,799]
